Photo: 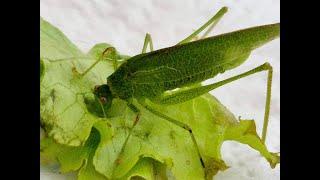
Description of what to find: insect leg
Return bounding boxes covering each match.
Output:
[156,63,273,143]
[141,33,154,53]
[127,103,142,125]
[137,100,205,168]
[41,56,92,62]
[116,103,142,163]
[81,47,117,76]
[261,64,273,143]
[177,7,228,45]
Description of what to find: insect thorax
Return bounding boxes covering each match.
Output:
[107,63,166,101]
[107,66,134,100]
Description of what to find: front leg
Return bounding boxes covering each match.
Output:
[81,47,118,76]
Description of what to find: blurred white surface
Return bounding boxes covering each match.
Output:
[40,0,280,179]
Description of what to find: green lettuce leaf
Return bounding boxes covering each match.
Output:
[41,126,107,180]
[40,17,115,146]
[40,17,279,180]
[40,121,167,180]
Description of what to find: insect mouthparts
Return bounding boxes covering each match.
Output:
[100,97,107,104]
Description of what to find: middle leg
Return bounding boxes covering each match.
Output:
[116,103,142,164]
[137,100,206,168]
[141,33,154,53]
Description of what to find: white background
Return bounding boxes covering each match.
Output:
[40,0,280,179]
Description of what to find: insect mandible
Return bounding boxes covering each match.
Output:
[84,7,280,168]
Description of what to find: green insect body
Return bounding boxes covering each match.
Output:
[90,6,280,170]
[105,23,279,104]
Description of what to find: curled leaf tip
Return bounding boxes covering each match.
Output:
[268,152,280,168]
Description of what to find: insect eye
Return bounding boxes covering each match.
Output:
[100,97,107,104]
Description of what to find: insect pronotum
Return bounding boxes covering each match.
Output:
[78,7,279,168]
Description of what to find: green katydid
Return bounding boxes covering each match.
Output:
[78,7,279,168]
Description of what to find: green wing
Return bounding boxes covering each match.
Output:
[124,23,279,93]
